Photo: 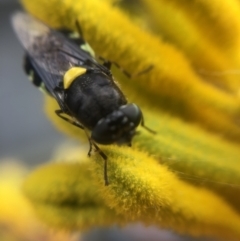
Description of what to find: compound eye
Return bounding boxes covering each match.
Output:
[120,103,142,127]
[91,104,142,145]
[91,118,118,145]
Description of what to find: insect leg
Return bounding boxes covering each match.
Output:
[110,61,132,78]
[83,129,109,186]
[115,63,153,78]
[55,110,84,129]
[92,142,109,186]
[102,60,112,70]
[134,65,154,76]
[98,56,153,78]
[55,113,108,165]
[98,57,114,71]
[56,109,109,184]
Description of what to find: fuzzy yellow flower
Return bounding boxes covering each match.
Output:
[0,161,80,241]
[16,0,240,240]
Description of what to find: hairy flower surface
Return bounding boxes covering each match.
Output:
[17,0,240,240]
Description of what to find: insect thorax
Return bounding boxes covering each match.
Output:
[64,72,127,130]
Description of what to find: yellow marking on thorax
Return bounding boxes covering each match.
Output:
[63,67,87,89]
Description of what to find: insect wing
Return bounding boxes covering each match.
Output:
[11,12,103,97]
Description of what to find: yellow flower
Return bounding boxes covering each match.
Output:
[18,0,240,240]
[0,161,79,241]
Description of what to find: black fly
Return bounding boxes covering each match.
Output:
[12,12,155,185]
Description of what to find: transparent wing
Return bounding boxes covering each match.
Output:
[11,12,104,96]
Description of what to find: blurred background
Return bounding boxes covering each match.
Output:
[0,0,69,165]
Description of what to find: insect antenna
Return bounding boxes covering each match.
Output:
[141,114,156,134]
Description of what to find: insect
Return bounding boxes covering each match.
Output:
[12,12,155,185]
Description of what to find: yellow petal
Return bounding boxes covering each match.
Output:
[140,0,240,93]
[22,150,240,240]
[22,0,240,143]
[0,161,79,241]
